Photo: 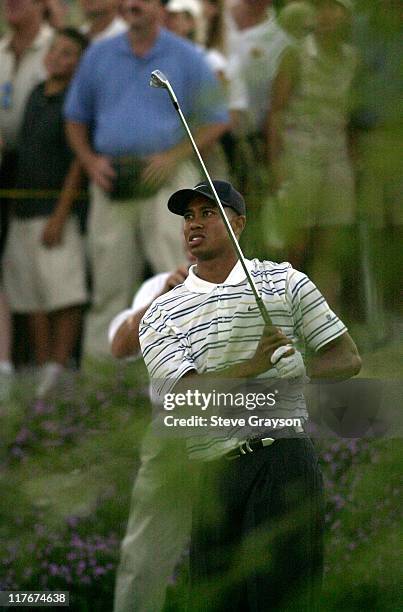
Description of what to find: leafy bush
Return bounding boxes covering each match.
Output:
[0,365,401,610]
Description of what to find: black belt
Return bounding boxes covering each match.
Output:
[224,437,276,460]
[224,428,306,461]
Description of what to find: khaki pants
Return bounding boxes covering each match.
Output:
[84,162,199,357]
[113,429,195,612]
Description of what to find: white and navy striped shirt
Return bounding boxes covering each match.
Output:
[139,259,346,460]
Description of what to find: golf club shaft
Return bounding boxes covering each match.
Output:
[164,87,272,325]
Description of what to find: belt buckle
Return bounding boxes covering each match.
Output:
[261,437,275,447]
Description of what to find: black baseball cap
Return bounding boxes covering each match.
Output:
[167,180,246,216]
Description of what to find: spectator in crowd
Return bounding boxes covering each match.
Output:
[350,0,403,329]
[64,0,228,359]
[164,0,228,83]
[0,0,59,373]
[109,257,194,612]
[227,0,289,144]
[165,0,247,186]
[166,0,231,180]
[78,0,128,41]
[267,0,357,312]
[76,0,129,236]
[165,0,201,41]
[3,28,89,399]
[201,0,249,183]
[225,0,290,253]
[0,0,61,167]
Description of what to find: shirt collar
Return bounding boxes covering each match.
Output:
[31,24,53,50]
[184,259,254,294]
[80,16,127,41]
[3,23,53,53]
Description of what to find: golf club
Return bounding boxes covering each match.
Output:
[149,69,273,326]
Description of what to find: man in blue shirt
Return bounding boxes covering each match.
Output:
[64,0,228,357]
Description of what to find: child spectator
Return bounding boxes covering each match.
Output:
[3,28,88,398]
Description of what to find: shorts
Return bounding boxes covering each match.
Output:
[3,216,88,313]
[279,134,355,231]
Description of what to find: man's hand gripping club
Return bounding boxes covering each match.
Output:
[251,325,306,380]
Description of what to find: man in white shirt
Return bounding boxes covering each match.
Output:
[0,0,55,153]
[228,1,290,134]
[109,261,194,612]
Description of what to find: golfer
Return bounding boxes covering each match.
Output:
[139,180,361,610]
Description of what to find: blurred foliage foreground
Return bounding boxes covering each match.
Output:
[0,360,402,611]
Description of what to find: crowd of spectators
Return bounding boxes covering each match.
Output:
[0,0,401,399]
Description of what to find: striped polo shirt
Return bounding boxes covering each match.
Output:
[139,259,347,460]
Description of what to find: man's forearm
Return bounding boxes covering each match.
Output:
[195,122,229,152]
[53,158,82,221]
[111,306,152,359]
[170,122,228,164]
[65,121,95,169]
[306,333,362,381]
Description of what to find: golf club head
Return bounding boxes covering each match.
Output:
[149,70,169,89]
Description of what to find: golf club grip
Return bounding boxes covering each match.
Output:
[256,296,273,325]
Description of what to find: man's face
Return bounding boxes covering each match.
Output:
[4,0,43,27]
[79,0,119,19]
[183,195,245,261]
[121,0,162,30]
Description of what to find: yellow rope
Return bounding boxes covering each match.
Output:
[0,189,87,199]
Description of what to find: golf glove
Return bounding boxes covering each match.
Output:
[271,345,306,379]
